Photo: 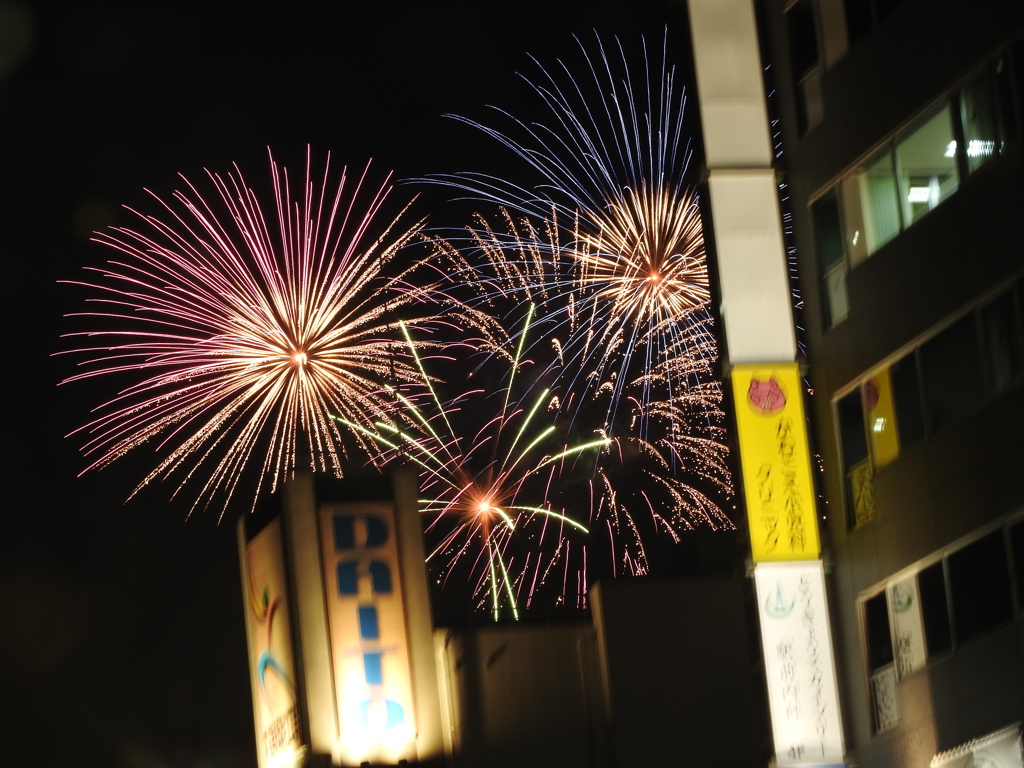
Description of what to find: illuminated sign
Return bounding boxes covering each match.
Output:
[732,364,821,561]
[242,518,303,768]
[755,561,844,766]
[320,503,417,765]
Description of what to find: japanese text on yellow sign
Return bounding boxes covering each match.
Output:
[731,364,820,561]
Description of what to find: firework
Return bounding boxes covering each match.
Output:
[419,211,734,583]
[339,321,608,618]
[423,31,711,423]
[61,150,438,517]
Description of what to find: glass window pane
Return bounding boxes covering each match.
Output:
[896,103,960,226]
[981,291,1023,392]
[960,71,1000,172]
[838,390,868,470]
[918,562,952,656]
[948,530,1013,644]
[839,389,874,527]
[844,0,873,46]
[890,354,925,448]
[920,315,985,430]
[787,0,819,77]
[865,592,894,672]
[875,0,907,23]
[897,356,929,450]
[1009,520,1024,612]
[842,147,901,261]
[824,265,849,327]
[812,191,845,272]
[994,54,1017,148]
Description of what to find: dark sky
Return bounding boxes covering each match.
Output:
[0,1,698,765]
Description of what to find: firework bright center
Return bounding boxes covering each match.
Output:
[293,351,308,366]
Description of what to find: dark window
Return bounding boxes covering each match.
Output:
[890,355,925,449]
[1012,39,1024,138]
[948,530,1013,644]
[844,0,873,46]
[813,192,844,272]
[838,390,868,469]
[1008,520,1024,610]
[960,70,1002,173]
[814,192,848,326]
[918,561,952,656]
[993,55,1017,148]
[865,592,894,671]
[873,0,905,22]
[920,315,985,430]
[787,0,818,77]
[981,291,1022,392]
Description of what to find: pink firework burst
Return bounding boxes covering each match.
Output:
[61,150,437,517]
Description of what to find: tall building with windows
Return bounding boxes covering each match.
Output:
[759,1,1024,766]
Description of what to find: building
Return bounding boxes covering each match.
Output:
[759,1,1024,766]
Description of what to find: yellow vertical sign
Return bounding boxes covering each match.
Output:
[865,367,899,467]
[732,364,820,562]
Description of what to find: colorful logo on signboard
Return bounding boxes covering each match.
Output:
[890,582,914,613]
[748,376,787,416]
[764,580,795,618]
[243,518,302,768]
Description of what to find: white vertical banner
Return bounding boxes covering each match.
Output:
[755,561,844,766]
[887,576,926,678]
[871,666,900,731]
[240,518,304,768]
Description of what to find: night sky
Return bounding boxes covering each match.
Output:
[0,1,703,765]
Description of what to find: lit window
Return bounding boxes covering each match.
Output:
[895,104,959,227]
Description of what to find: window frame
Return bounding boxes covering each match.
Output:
[831,276,1024,528]
[809,50,1018,331]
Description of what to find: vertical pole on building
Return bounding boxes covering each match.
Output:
[687,2,845,765]
[393,466,446,763]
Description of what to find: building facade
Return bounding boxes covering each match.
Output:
[759,1,1024,766]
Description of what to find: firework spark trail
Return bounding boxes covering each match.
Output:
[420,211,733,578]
[338,320,607,619]
[61,149,442,518]
[419,30,716,431]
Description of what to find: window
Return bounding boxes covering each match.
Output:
[981,292,1023,393]
[920,315,985,430]
[918,562,952,657]
[813,191,848,326]
[835,283,1024,528]
[813,55,1016,326]
[838,389,873,527]
[895,104,959,227]
[1008,519,1024,607]
[889,355,925,450]
[948,530,1013,643]
[862,514,1024,688]
[838,145,901,266]
[844,0,910,48]
[864,592,894,671]
[787,0,823,133]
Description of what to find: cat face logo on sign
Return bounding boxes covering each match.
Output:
[731,364,820,562]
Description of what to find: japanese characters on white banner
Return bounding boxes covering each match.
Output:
[887,576,926,678]
[754,561,844,767]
